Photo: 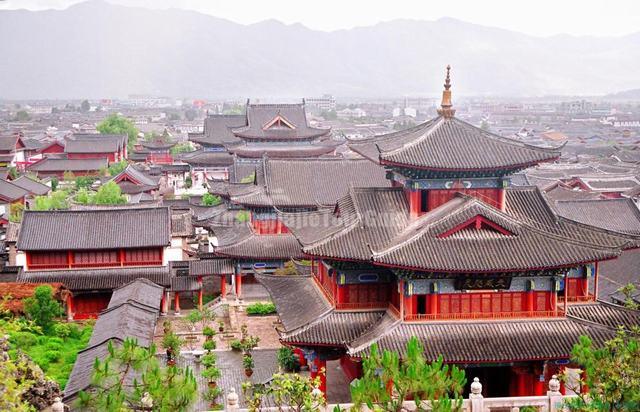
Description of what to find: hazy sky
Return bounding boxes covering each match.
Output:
[1,0,639,37]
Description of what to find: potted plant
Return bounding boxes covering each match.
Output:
[203,326,215,341]
[230,339,242,351]
[218,320,225,333]
[203,339,216,352]
[163,320,172,334]
[202,366,222,388]
[243,355,255,377]
[204,386,222,409]
[241,335,260,357]
[161,331,182,366]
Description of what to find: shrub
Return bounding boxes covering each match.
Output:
[44,350,60,362]
[202,326,215,338]
[277,346,299,372]
[23,285,63,333]
[246,302,276,316]
[75,176,96,190]
[235,211,250,223]
[11,331,37,348]
[202,193,222,206]
[230,340,242,351]
[203,340,216,352]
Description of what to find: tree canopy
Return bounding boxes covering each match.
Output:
[93,181,127,205]
[350,336,466,412]
[564,328,640,411]
[32,190,69,211]
[77,339,198,412]
[97,114,139,150]
[23,285,63,333]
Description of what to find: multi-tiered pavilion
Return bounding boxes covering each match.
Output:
[259,67,640,397]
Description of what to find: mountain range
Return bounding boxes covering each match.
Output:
[1,0,639,99]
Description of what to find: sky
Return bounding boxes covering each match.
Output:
[1,0,639,37]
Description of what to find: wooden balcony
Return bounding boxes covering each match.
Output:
[404,309,566,322]
[559,294,595,303]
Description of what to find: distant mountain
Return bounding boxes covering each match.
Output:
[1,0,639,99]
[605,89,640,100]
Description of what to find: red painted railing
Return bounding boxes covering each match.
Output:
[404,310,565,322]
[335,302,389,310]
[559,294,595,303]
[312,274,335,305]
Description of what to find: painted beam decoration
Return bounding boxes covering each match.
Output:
[454,276,513,290]
[409,176,510,190]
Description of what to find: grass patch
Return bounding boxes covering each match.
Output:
[245,302,276,316]
[6,321,93,389]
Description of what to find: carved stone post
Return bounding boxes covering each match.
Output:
[469,377,484,412]
[547,375,563,412]
[226,387,239,411]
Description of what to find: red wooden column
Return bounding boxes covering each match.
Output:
[235,274,242,299]
[526,280,535,315]
[311,358,327,396]
[533,362,545,395]
[66,294,74,321]
[197,276,204,310]
[160,292,166,315]
[220,275,227,299]
[174,292,181,315]
[593,261,599,299]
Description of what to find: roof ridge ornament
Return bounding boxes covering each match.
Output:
[437,65,456,119]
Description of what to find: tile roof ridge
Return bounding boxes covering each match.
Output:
[347,314,402,355]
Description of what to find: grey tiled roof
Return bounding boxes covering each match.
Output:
[108,277,164,310]
[65,137,121,153]
[188,259,234,276]
[214,224,304,259]
[170,275,202,292]
[17,207,171,250]
[88,302,159,347]
[64,278,162,402]
[27,157,108,172]
[190,114,246,146]
[171,210,193,237]
[232,103,330,140]
[0,178,30,201]
[179,148,235,167]
[283,311,385,345]
[553,198,640,236]
[350,116,559,172]
[17,266,171,291]
[598,249,640,305]
[256,274,332,331]
[111,165,160,187]
[285,186,636,272]
[348,317,614,362]
[568,301,640,330]
[11,176,50,196]
[210,157,389,208]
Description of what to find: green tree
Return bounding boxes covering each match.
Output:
[14,110,30,122]
[618,283,639,310]
[23,285,63,334]
[184,175,192,189]
[0,354,34,412]
[50,177,59,191]
[242,373,324,412]
[80,100,91,112]
[563,328,640,412]
[93,181,126,205]
[184,109,197,121]
[75,188,94,205]
[77,339,197,412]
[107,160,128,177]
[170,142,193,155]
[62,171,76,182]
[32,191,69,211]
[350,337,466,412]
[9,203,24,223]
[201,193,221,206]
[75,176,96,190]
[97,114,139,150]
[320,110,337,120]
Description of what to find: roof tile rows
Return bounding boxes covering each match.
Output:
[17,207,171,251]
[350,116,560,172]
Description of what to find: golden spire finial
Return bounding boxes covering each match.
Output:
[437,64,456,118]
